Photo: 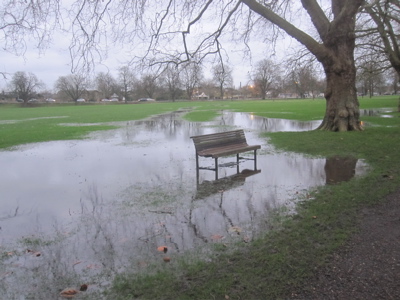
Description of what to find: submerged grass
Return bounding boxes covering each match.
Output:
[1,97,397,149]
[107,98,400,299]
[1,97,399,299]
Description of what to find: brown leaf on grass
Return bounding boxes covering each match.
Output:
[79,284,88,291]
[72,260,82,267]
[60,288,79,298]
[229,226,242,233]
[211,234,224,241]
[163,256,171,262]
[157,246,168,253]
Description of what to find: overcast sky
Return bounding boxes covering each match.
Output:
[0,39,295,93]
[0,1,301,93]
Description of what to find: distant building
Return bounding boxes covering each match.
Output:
[110,93,119,101]
[194,92,209,100]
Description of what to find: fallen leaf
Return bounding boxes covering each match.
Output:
[79,284,88,291]
[312,216,317,219]
[229,226,242,233]
[211,234,224,241]
[163,256,171,262]
[157,246,168,253]
[225,295,230,299]
[243,236,251,243]
[72,260,82,267]
[60,288,79,298]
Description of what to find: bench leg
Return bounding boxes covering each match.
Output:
[236,153,240,174]
[215,157,218,180]
[254,149,258,170]
[195,154,200,183]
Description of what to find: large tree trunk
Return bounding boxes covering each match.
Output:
[242,0,364,131]
[315,2,363,132]
[318,61,362,131]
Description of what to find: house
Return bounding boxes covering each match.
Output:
[110,93,119,101]
[195,92,209,100]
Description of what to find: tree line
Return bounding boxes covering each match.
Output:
[4,57,397,103]
[1,1,399,131]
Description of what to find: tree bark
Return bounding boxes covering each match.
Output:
[242,0,364,131]
[318,48,362,131]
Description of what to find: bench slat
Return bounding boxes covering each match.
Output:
[198,144,261,158]
[191,130,247,153]
[190,129,260,158]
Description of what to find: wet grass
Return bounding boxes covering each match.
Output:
[106,99,400,299]
[1,97,399,298]
[1,97,397,149]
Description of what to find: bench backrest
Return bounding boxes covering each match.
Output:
[190,130,248,152]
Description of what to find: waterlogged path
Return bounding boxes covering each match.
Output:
[0,111,367,299]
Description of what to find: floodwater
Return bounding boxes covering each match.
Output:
[0,111,367,299]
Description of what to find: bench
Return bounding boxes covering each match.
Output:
[190,129,261,180]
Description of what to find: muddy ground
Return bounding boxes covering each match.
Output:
[290,188,400,299]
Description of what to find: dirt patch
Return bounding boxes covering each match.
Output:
[290,189,400,299]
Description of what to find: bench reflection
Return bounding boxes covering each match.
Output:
[195,169,261,199]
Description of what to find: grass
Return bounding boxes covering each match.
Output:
[1,97,399,299]
[0,97,397,149]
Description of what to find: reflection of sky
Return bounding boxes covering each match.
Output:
[0,112,368,298]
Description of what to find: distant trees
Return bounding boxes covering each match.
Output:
[162,65,182,101]
[55,74,90,102]
[181,62,203,100]
[118,66,136,102]
[251,59,280,100]
[212,64,233,99]
[95,72,118,99]
[9,71,44,103]
[357,57,385,97]
[288,65,324,99]
[136,73,160,99]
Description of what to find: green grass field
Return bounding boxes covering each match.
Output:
[1,97,399,299]
[0,97,397,149]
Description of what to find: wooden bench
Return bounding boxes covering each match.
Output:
[190,129,261,180]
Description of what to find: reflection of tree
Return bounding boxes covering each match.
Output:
[0,206,19,221]
[324,156,358,185]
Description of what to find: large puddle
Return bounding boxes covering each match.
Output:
[0,111,367,299]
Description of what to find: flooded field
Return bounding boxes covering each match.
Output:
[0,111,367,299]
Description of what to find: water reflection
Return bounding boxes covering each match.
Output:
[360,108,395,117]
[0,111,367,299]
[325,156,360,185]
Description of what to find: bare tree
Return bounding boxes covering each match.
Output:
[357,56,385,97]
[68,0,364,130]
[163,65,182,101]
[9,71,44,103]
[213,63,233,99]
[362,1,400,77]
[181,61,203,100]
[118,66,136,102]
[136,73,160,99]
[0,1,61,56]
[95,72,118,99]
[4,1,392,131]
[55,74,89,102]
[251,59,279,100]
